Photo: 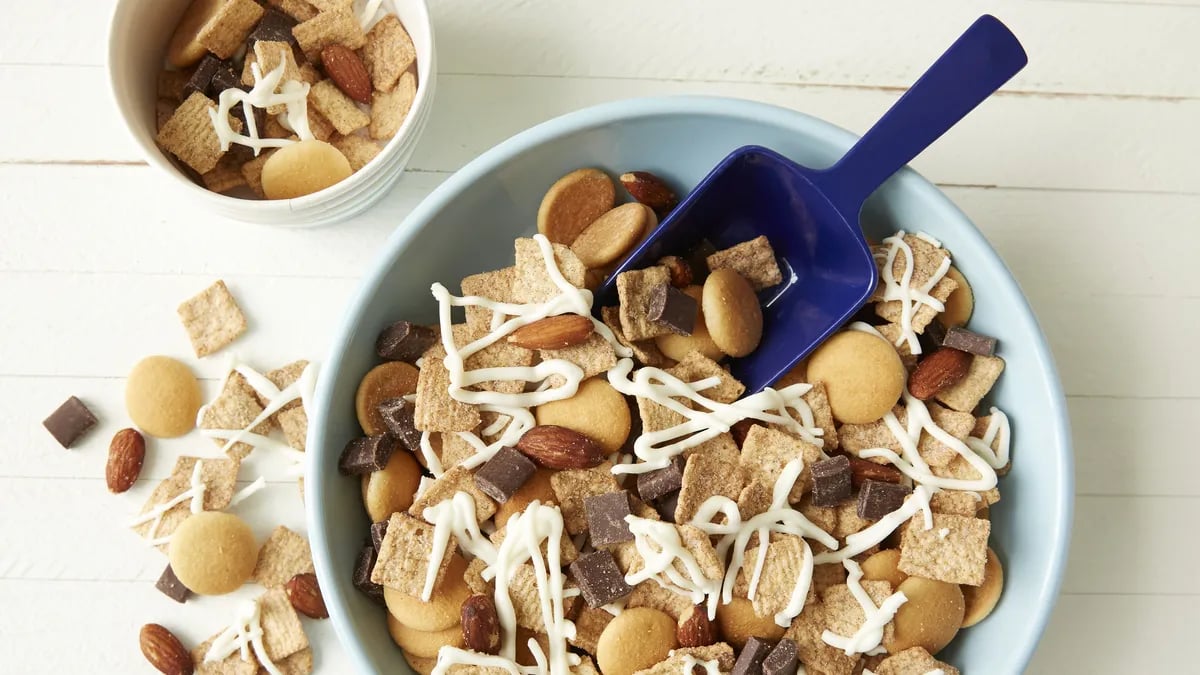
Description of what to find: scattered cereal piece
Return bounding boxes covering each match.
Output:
[413,357,481,432]
[872,235,958,334]
[267,0,317,21]
[133,455,241,546]
[362,14,417,92]
[785,604,859,675]
[42,396,97,448]
[705,236,783,291]
[371,512,458,596]
[369,71,416,140]
[570,607,614,655]
[252,526,315,588]
[309,80,370,135]
[740,535,811,618]
[408,466,497,524]
[668,353,746,407]
[838,401,974,469]
[935,354,1006,413]
[676,439,743,523]
[602,306,668,367]
[158,67,191,101]
[200,372,270,460]
[178,280,248,358]
[460,267,519,332]
[617,266,675,341]
[241,148,276,197]
[739,425,821,503]
[332,133,382,171]
[293,10,367,62]
[550,462,621,535]
[512,237,588,304]
[821,580,896,653]
[196,0,265,59]
[874,646,959,675]
[157,92,239,174]
[253,40,303,113]
[258,586,311,662]
[201,152,248,194]
[898,513,991,586]
[640,645,736,675]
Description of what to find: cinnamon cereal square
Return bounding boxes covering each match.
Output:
[512,238,588,304]
[676,444,744,523]
[253,41,302,114]
[267,0,317,22]
[929,455,1000,506]
[362,14,417,92]
[803,381,838,450]
[371,512,458,595]
[507,564,580,632]
[601,306,668,367]
[935,354,1006,413]
[408,466,497,524]
[540,333,618,381]
[633,645,735,675]
[413,357,481,432]
[332,134,382,171]
[705,235,783,290]
[201,154,248,194]
[616,266,673,341]
[785,604,860,675]
[252,526,315,588]
[898,512,990,586]
[157,92,236,174]
[158,68,191,101]
[369,71,416,140]
[200,372,271,460]
[624,579,693,620]
[259,587,309,662]
[193,635,258,674]
[874,647,959,675]
[876,323,919,369]
[197,0,265,59]
[740,535,814,616]
[838,402,973,469]
[178,280,248,357]
[309,80,370,135]
[570,607,613,655]
[739,425,822,503]
[241,149,277,197]
[821,580,896,648]
[133,455,240,548]
[423,324,534,395]
[550,462,621,535]
[260,360,310,412]
[461,267,520,332]
[292,10,367,62]
[666,351,745,404]
[270,649,314,675]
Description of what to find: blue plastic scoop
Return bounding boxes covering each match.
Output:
[595,15,1027,394]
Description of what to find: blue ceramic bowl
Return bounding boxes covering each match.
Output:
[308,96,1073,675]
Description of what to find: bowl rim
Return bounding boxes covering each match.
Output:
[104,0,435,214]
[307,94,1074,674]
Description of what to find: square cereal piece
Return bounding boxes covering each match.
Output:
[705,235,783,291]
[464,556,493,596]
[305,106,336,142]
[821,580,896,648]
[425,324,535,395]
[158,68,191,102]
[413,357,481,432]
[371,512,458,595]
[739,535,813,617]
[929,489,986,516]
[874,647,960,675]
[260,360,310,412]
[898,512,990,585]
[785,604,859,675]
[201,153,247,194]
[309,79,370,135]
[831,499,874,539]
[876,323,919,370]
[461,266,519,332]
[550,462,621,535]
[179,280,248,358]
[258,587,309,662]
[157,92,236,174]
[268,0,317,21]
[193,634,258,674]
[437,432,478,471]
[667,351,745,404]
[796,494,838,534]
[370,71,416,140]
[362,14,417,92]
[736,480,775,519]
[812,561,847,596]
[197,0,265,59]
[332,134,382,171]
[409,465,497,523]
[633,644,735,675]
[201,372,272,460]
[292,10,367,62]
[602,306,668,367]
[739,425,822,503]
[262,115,294,140]
[677,523,725,582]
[540,333,617,381]
[133,455,241,548]
[308,0,352,10]
[804,381,838,450]
[253,41,303,114]
[675,443,744,523]
[252,526,315,588]
[241,149,277,197]
[935,354,1006,413]
[241,51,259,86]
[838,402,973,469]
[570,607,613,655]
[508,564,580,632]
[269,648,314,675]
[872,235,958,333]
[512,237,588,304]
[616,266,674,341]
[930,455,1000,505]
[624,580,693,620]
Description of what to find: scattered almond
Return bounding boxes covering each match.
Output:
[321,44,372,104]
[461,593,501,654]
[845,454,905,488]
[677,605,717,648]
[620,171,678,215]
[908,347,973,400]
[285,572,329,619]
[516,425,606,470]
[139,623,193,675]
[106,428,146,494]
[507,315,594,350]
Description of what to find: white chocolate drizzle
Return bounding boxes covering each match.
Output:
[205,598,282,675]
[210,62,313,155]
[873,231,951,355]
[820,560,907,656]
[814,485,935,564]
[624,516,723,617]
[965,406,1011,470]
[229,476,267,507]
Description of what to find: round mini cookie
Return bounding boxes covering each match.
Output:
[860,549,908,589]
[961,547,1004,627]
[535,377,631,454]
[387,613,465,658]
[939,266,974,328]
[885,576,965,655]
[570,203,657,268]
[702,269,763,357]
[403,651,438,675]
[537,168,616,246]
[655,285,724,362]
[806,330,907,424]
[167,511,258,595]
[715,596,786,649]
[166,0,225,67]
[356,361,420,435]
[361,449,422,522]
[262,140,353,200]
[384,554,470,631]
[126,355,203,438]
[495,467,557,526]
[596,607,678,675]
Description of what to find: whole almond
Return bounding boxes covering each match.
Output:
[516,425,606,470]
[845,454,904,488]
[620,171,678,215]
[507,315,594,350]
[908,347,973,400]
[139,623,193,675]
[657,256,693,288]
[320,44,372,104]
[285,572,329,619]
[106,428,145,494]
[677,605,717,648]
[461,594,501,654]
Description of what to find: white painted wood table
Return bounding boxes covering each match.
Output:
[0,0,1194,672]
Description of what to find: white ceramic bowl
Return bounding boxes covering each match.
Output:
[107,0,435,227]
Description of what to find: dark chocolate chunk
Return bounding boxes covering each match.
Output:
[924,319,948,350]
[155,565,190,604]
[338,434,399,475]
[646,282,697,335]
[654,490,680,523]
[42,396,97,448]
[474,447,537,504]
[810,455,853,507]
[731,636,773,675]
[209,61,244,96]
[856,480,913,520]
[942,327,997,356]
[353,544,385,604]
[370,520,390,552]
[684,239,718,285]
[376,321,438,362]
[584,491,634,547]
[569,550,633,608]
[183,55,222,100]
[377,397,422,452]
[636,456,685,502]
[247,8,298,48]
[761,638,798,675]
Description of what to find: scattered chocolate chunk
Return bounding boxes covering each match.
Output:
[924,319,948,349]
[155,565,190,604]
[183,55,221,100]
[376,321,438,362]
[636,457,685,502]
[42,396,98,448]
[370,520,390,552]
[377,397,422,452]
[732,636,773,675]
[683,239,718,285]
[474,447,537,504]
[353,543,385,604]
[209,61,244,96]
[247,8,298,48]
[569,550,633,608]
[654,490,680,523]
[941,326,997,356]
[762,638,798,675]
[584,491,634,547]
[337,434,399,475]
[810,455,853,507]
[647,282,697,335]
[857,479,913,521]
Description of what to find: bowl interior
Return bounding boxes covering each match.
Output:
[308,97,1072,674]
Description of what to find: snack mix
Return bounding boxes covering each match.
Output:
[339,167,1011,675]
[155,0,418,199]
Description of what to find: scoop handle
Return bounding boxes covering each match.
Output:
[815,14,1027,217]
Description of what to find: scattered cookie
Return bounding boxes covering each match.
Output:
[168,511,259,595]
[537,168,617,246]
[126,355,202,438]
[806,330,906,424]
[702,268,763,357]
